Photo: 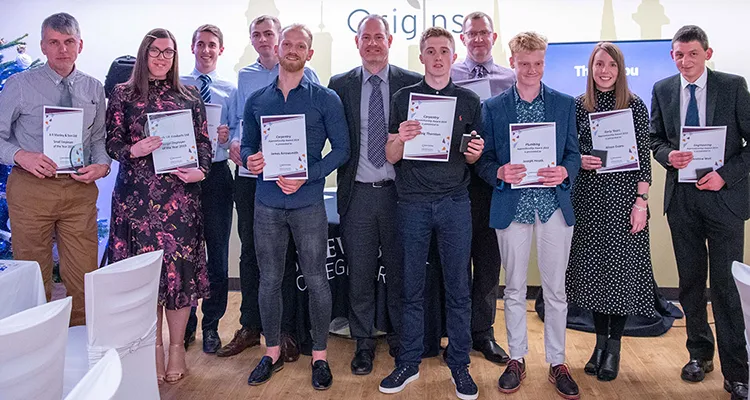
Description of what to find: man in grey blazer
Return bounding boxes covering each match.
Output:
[328,14,421,375]
[650,25,750,400]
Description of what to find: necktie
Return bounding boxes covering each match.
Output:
[60,77,73,107]
[198,74,212,104]
[471,64,488,79]
[685,83,699,127]
[367,75,387,168]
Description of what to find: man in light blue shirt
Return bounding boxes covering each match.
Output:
[180,24,236,354]
[216,14,319,361]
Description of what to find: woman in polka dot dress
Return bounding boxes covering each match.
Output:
[565,42,656,382]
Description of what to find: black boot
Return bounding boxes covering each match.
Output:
[597,339,621,381]
[584,335,607,376]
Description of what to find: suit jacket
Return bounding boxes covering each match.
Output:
[328,64,422,217]
[476,84,580,230]
[650,69,750,219]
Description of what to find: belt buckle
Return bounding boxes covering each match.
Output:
[372,181,384,188]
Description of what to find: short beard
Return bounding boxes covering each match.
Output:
[280,56,305,73]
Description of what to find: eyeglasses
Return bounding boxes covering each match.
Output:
[147,47,176,59]
[464,30,492,39]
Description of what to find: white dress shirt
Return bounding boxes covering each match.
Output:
[679,67,708,127]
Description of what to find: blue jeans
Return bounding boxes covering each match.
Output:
[255,200,331,351]
[397,194,473,368]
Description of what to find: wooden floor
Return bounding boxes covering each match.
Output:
[157,293,728,400]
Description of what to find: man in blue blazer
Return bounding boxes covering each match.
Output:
[476,32,581,400]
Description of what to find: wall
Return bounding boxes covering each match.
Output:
[2,0,748,286]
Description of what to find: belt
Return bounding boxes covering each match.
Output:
[355,180,394,188]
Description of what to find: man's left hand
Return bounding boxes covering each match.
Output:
[70,164,110,184]
[463,132,484,164]
[217,124,230,144]
[538,166,568,186]
[277,176,306,195]
[696,171,725,191]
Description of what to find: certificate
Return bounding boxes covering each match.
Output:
[678,126,727,183]
[403,93,457,162]
[509,122,557,189]
[43,106,84,173]
[454,78,492,102]
[261,114,308,181]
[204,104,222,162]
[237,119,257,178]
[588,108,640,174]
[147,109,199,174]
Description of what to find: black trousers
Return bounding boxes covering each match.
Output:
[468,172,503,341]
[341,182,402,352]
[187,161,233,333]
[667,184,748,383]
[234,170,298,335]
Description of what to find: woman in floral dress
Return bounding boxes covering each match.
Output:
[105,28,211,384]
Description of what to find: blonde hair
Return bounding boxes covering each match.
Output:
[419,26,455,51]
[508,31,547,55]
[281,23,313,47]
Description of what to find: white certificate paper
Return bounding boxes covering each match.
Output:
[403,93,457,162]
[147,109,199,174]
[43,106,84,173]
[589,108,640,174]
[454,78,492,102]
[509,122,557,189]
[204,104,222,162]
[261,114,308,181]
[237,119,257,178]
[678,126,727,183]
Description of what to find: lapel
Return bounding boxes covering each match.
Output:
[388,65,402,99]
[543,85,555,124]
[502,90,518,124]
[349,67,363,145]
[669,75,682,136]
[706,69,718,126]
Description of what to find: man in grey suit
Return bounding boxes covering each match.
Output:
[650,25,750,400]
[328,14,421,375]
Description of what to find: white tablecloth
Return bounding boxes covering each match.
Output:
[0,260,46,320]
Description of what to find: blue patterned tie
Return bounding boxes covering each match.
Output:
[367,75,387,168]
[471,64,488,79]
[685,83,699,126]
[198,74,212,104]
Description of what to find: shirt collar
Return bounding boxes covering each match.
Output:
[42,62,78,85]
[271,74,311,91]
[418,78,456,95]
[361,64,389,85]
[464,56,494,73]
[254,58,280,72]
[191,68,219,80]
[681,67,708,90]
[513,83,545,103]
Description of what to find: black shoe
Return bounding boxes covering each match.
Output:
[379,364,419,394]
[498,359,526,394]
[311,360,333,390]
[183,329,196,351]
[725,380,749,400]
[247,355,284,386]
[584,347,605,376]
[548,364,580,400]
[597,350,620,381]
[473,339,510,364]
[450,366,478,400]
[680,359,714,382]
[202,329,222,354]
[351,350,374,375]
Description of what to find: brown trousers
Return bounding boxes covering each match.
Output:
[7,168,99,326]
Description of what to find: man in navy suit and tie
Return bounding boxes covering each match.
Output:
[328,14,421,375]
[476,31,580,399]
[650,25,750,400]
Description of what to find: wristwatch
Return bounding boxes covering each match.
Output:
[636,193,649,201]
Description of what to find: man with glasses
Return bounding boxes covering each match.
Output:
[0,12,111,326]
[450,11,515,365]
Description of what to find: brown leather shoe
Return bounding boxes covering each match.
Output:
[280,332,300,362]
[216,327,260,357]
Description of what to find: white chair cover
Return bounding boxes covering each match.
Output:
[0,260,46,319]
[731,260,750,389]
[64,348,122,400]
[63,250,163,400]
[0,297,72,400]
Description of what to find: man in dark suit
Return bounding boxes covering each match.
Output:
[328,14,421,375]
[650,25,750,400]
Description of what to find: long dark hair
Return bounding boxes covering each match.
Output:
[582,42,632,112]
[124,28,194,102]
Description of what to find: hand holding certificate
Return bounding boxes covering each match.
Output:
[402,93,457,162]
[588,108,640,173]
[43,106,84,173]
[678,126,727,183]
[509,122,557,189]
[147,109,199,174]
[260,114,308,181]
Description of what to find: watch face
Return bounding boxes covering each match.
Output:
[639,193,649,200]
